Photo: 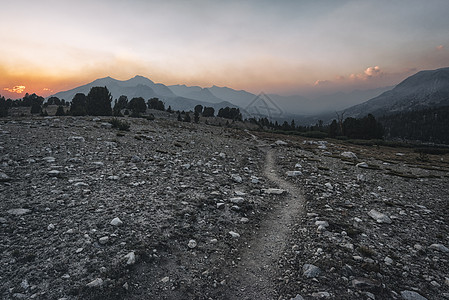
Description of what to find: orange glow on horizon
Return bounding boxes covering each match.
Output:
[3,85,26,94]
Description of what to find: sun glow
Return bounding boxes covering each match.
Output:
[3,85,26,94]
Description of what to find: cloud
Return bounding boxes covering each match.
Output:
[436,45,444,51]
[3,85,26,93]
[349,66,383,80]
[314,80,331,86]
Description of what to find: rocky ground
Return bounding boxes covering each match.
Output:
[1,115,448,300]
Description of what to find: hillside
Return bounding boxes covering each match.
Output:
[343,67,449,118]
[1,115,448,299]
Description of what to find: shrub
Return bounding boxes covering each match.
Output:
[109,118,130,131]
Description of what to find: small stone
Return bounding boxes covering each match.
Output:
[42,156,56,163]
[68,136,85,142]
[86,278,103,288]
[218,152,226,158]
[182,163,191,169]
[295,163,302,168]
[0,172,12,182]
[429,243,449,253]
[384,256,393,265]
[161,276,169,283]
[352,277,380,289]
[47,223,55,230]
[131,155,141,163]
[275,140,288,145]
[311,291,330,298]
[231,174,242,183]
[124,251,136,265]
[123,282,129,290]
[107,175,119,180]
[7,208,31,215]
[302,264,321,278]
[264,188,285,195]
[230,197,244,204]
[290,295,304,300]
[216,202,225,209]
[188,239,197,249]
[341,151,357,159]
[99,236,109,244]
[356,162,369,168]
[100,122,112,129]
[368,209,392,224]
[400,290,428,300]
[286,171,302,177]
[240,217,249,223]
[76,247,84,253]
[110,217,123,226]
[229,231,240,238]
[48,170,62,177]
[325,182,333,190]
[210,238,218,244]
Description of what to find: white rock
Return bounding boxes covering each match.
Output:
[182,163,191,169]
[234,191,246,196]
[124,251,136,265]
[210,238,218,244]
[231,174,242,183]
[251,176,259,184]
[86,278,103,288]
[42,156,56,163]
[341,151,357,159]
[368,209,392,224]
[325,182,333,190]
[48,170,62,177]
[295,163,302,168]
[286,171,302,177]
[7,208,31,215]
[107,175,119,180]
[100,122,112,129]
[356,162,369,168]
[0,172,12,181]
[275,140,288,145]
[315,220,329,227]
[303,264,321,278]
[99,236,109,244]
[400,290,427,300]
[161,276,170,283]
[429,243,449,253]
[47,223,55,230]
[291,295,304,300]
[218,152,226,158]
[216,202,225,209]
[230,197,244,204]
[188,239,197,249]
[240,217,249,223]
[264,188,285,195]
[110,217,123,226]
[68,136,85,142]
[384,256,393,265]
[229,231,240,238]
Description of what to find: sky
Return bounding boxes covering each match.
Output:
[1,0,449,99]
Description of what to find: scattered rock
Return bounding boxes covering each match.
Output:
[302,264,321,278]
[368,209,392,224]
[400,290,428,300]
[275,140,288,145]
[230,197,244,204]
[290,295,304,300]
[429,243,449,253]
[0,172,12,182]
[356,162,369,168]
[99,236,109,244]
[286,170,302,177]
[263,188,285,195]
[341,151,357,159]
[7,208,31,215]
[229,231,240,238]
[124,251,136,265]
[110,217,123,226]
[86,278,103,288]
[231,174,242,183]
[188,239,197,249]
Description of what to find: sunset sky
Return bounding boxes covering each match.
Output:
[1,0,449,99]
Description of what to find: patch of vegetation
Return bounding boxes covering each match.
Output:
[109,118,130,131]
[357,245,376,257]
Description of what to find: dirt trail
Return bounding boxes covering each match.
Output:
[223,140,305,299]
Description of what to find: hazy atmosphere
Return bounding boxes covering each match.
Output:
[2,0,449,99]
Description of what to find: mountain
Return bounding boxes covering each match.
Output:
[343,67,449,118]
[207,86,257,108]
[50,76,236,112]
[168,85,225,104]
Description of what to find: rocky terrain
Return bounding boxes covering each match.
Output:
[1,116,448,300]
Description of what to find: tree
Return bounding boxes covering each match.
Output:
[47,96,61,106]
[167,105,173,113]
[87,86,112,116]
[177,112,182,121]
[194,111,200,123]
[203,106,215,117]
[70,93,88,116]
[113,95,128,115]
[194,104,203,114]
[0,95,8,117]
[147,97,165,111]
[183,112,191,122]
[128,97,147,114]
[217,107,242,121]
[329,120,338,138]
[55,105,65,116]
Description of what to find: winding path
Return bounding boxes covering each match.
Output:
[223,137,306,299]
